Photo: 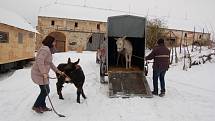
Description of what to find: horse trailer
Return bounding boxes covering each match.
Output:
[99,15,152,98]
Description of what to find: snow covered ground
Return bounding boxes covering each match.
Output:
[0,48,215,121]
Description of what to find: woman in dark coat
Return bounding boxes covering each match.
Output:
[31,35,63,113]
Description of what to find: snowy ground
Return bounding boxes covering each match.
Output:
[0,48,215,121]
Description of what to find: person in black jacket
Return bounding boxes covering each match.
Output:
[146,38,170,97]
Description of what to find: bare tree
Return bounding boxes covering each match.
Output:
[166,30,178,64]
[174,41,178,63]
[191,27,195,52]
[179,31,183,53]
[146,18,166,49]
[199,29,204,53]
[183,34,187,70]
[182,33,193,69]
[170,32,174,64]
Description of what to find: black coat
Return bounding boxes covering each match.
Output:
[146,44,170,70]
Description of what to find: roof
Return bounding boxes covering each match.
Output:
[165,18,206,33]
[39,3,209,33]
[0,7,37,33]
[39,3,137,22]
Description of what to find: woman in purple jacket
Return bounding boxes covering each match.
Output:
[31,36,63,113]
[146,38,170,97]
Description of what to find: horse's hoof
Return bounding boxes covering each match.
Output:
[59,97,64,100]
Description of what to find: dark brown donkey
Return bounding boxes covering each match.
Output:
[56,58,86,103]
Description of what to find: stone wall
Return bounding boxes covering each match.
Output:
[36,16,211,51]
[164,29,211,46]
[36,16,106,51]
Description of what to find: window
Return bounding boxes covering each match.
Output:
[18,32,23,44]
[184,33,187,38]
[69,42,77,45]
[75,22,78,27]
[51,20,55,26]
[97,24,100,30]
[29,32,34,38]
[199,35,202,39]
[0,31,9,43]
[88,36,92,43]
[170,38,176,42]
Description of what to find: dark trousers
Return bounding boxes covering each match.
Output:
[152,69,167,93]
[33,84,50,108]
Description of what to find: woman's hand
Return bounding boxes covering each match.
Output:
[57,70,65,75]
[43,73,48,79]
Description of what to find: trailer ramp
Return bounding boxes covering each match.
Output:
[108,71,152,98]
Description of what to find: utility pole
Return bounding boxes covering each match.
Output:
[128,4,131,15]
[84,0,86,7]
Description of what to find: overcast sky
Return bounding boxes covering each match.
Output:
[0,0,214,33]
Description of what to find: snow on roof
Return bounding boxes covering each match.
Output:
[39,3,138,22]
[165,18,206,33]
[0,7,37,33]
[39,3,208,33]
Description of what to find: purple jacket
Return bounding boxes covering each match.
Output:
[146,45,170,70]
[31,46,58,85]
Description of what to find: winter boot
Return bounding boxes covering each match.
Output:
[159,92,165,97]
[151,91,158,95]
[32,106,43,113]
[42,107,52,111]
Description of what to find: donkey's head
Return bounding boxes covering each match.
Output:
[115,36,126,52]
[64,58,80,72]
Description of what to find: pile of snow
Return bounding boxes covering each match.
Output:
[0,49,215,121]
[167,46,215,68]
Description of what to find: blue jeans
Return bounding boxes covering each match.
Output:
[33,84,50,108]
[152,69,167,93]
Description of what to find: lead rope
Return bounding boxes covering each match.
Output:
[43,78,66,117]
[144,61,148,76]
[48,72,71,81]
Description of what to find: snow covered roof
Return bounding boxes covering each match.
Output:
[165,18,206,33]
[39,3,208,33]
[39,3,138,22]
[0,8,37,33]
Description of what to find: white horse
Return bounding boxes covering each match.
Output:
[115,36,133,69]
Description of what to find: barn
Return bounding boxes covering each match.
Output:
[0,8,37,72]
[36,3,211,52]
[36,3,132,52]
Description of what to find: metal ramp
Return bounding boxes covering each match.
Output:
[108,71,153,98]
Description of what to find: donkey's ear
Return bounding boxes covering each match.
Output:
[74,58,80,65]
[122,36,126,40]
[68,58,71,63]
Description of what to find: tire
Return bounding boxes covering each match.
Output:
[100,62,105,83]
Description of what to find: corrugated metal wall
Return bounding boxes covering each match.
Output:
[86,33,105,51]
